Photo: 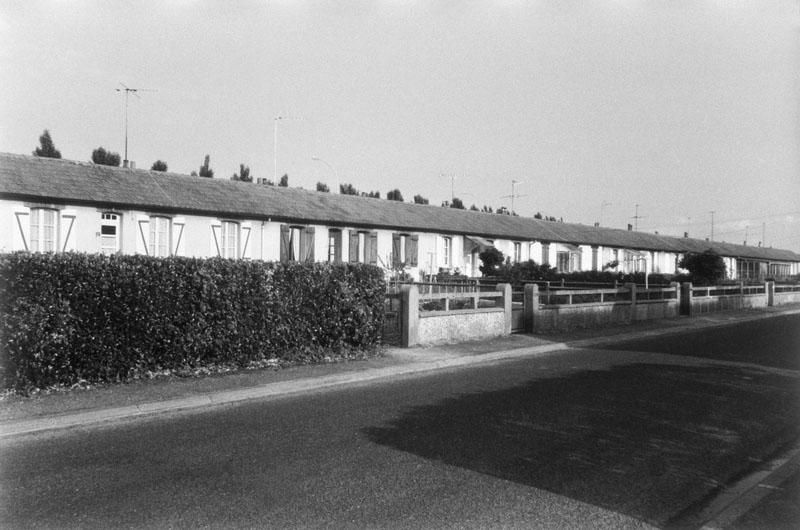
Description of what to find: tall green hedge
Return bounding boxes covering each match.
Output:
[0,253,386,391]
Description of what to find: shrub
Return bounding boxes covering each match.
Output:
[678,250,727,286]
[0,253,385,392]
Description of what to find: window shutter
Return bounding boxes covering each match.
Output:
[408,235,419,266]
[302,227,315,262]
[136,216,149,255]
[333,230,342,262]
[12,210,30,251]
[240,222,252,259]
[368,232,378,265]
[173,218,186,257]
[349,230,359,263]
[391,233,401,267]
[280,224,291,262]
[211,221,222,257]
[61,211,76,252]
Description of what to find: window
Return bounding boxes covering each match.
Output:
[541,243,550,265]
[280,225,314,262]
[328,230,342,263]
[513,242,521,262]
[149,216,171,257]
[220,221,239,259]
[100,213,120,255]
[556,251,570,273]
[30,208,57,252]
[442,236,451,267]
[392,233,418,267]
[349,230,377,264]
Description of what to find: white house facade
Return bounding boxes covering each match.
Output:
[2,153,799,280]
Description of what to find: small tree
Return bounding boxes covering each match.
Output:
[316,182,330,192]
[362,190,380,198]
[91,147,121,167]
[678,250,727,285]
[413,194,429,205]
[279,174,289,187]
[482,205,493,213]
[231,164,252,182]
[470,204,479,211]
[450,197,465,209]
[33,130,61,158]
[478,247,505,276]
[197,155,214,178]
[151,160,168,172]
[387,189,404,201]
[340,183,359,195]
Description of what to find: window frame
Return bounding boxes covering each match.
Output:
[149,215,171,257]
[30,207,58,253]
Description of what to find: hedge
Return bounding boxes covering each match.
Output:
[0,253,386,392]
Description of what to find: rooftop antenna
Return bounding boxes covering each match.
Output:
[273,115,302,183]
[709,210,715,241]
[631,204,644,231]
[599,201,612,227]
[115,83,156,167]
[501,180,527,214]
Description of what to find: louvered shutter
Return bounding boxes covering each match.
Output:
[302,227,315,262]
[349,230,359,263]
[280,224,291,262]
[368,232,378,265]
[391,233,401,267]
[408,235,419,266]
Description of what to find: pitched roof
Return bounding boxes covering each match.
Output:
[1,152,798,262]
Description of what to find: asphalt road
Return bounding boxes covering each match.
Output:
[1,316,798,529]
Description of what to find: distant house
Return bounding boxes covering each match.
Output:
[1,153,798,280]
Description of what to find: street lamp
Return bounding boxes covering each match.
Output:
[312,156,340,194]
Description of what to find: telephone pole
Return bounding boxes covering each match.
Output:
[709,210,715,241]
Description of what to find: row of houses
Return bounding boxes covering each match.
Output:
[1,153,799,280]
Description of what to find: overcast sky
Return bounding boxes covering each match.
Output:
[1,1,798,251]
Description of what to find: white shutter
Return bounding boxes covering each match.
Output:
[61,210,77,252]
[12,209,30,251]
[241,222,252,259]
[173,217,186,256]
[136,215,149,255]
[211,220,222,257]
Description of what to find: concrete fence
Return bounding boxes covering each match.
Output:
[389,281,799,346]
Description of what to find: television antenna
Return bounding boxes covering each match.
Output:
[500,180,527,214]
[115,83,156,166]
[631,203,644,231]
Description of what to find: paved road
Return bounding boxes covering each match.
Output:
[1,316,798,529]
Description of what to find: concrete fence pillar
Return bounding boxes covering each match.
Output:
[496,283,513,335]
[625,282,637,306]
[670,282,680,317]
[523,283,539,333]
[766,280,774,307]
[401,284,419,347]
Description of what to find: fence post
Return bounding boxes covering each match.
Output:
[523,283,539,333]
[497,283,513,335]
[625,282,637,321]
[670,282,680,317]
[401,284,419,347]
[766,280,774,307]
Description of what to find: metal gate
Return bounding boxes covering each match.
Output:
[381,293,403,345]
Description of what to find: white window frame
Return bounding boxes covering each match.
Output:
[442,236,452,267]
[220,220,239,259]
[328,230,340,263]
[513,242,521,262]
[149,216,171,257]
[100,212,120,255]
[30,208,58,252]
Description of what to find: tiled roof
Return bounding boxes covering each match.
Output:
[1,152,798,262]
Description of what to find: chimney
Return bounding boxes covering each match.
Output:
[684,232,688,238]
[627,224,633,231]
[123,160,129,168]
[594,222,599,227]
[129,161,135,169]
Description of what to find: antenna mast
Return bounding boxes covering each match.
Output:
[501,180,527,214]
[115,83,156,167]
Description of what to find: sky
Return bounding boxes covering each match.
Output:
[1,1,799,252]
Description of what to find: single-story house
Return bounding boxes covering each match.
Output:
[1,153,799,280]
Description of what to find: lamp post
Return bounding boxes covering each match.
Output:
[312,156,340,194]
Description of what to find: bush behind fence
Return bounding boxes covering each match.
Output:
[0,253,386,392]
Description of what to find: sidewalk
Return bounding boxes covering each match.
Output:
[2,304,798,439]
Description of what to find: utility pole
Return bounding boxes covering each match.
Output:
[761,222,766,247]
[273,116,283,183]
[115,83,156,167]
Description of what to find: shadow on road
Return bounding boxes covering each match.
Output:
[364,362,800,528]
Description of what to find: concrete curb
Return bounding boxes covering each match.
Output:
[2,306,798,439]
